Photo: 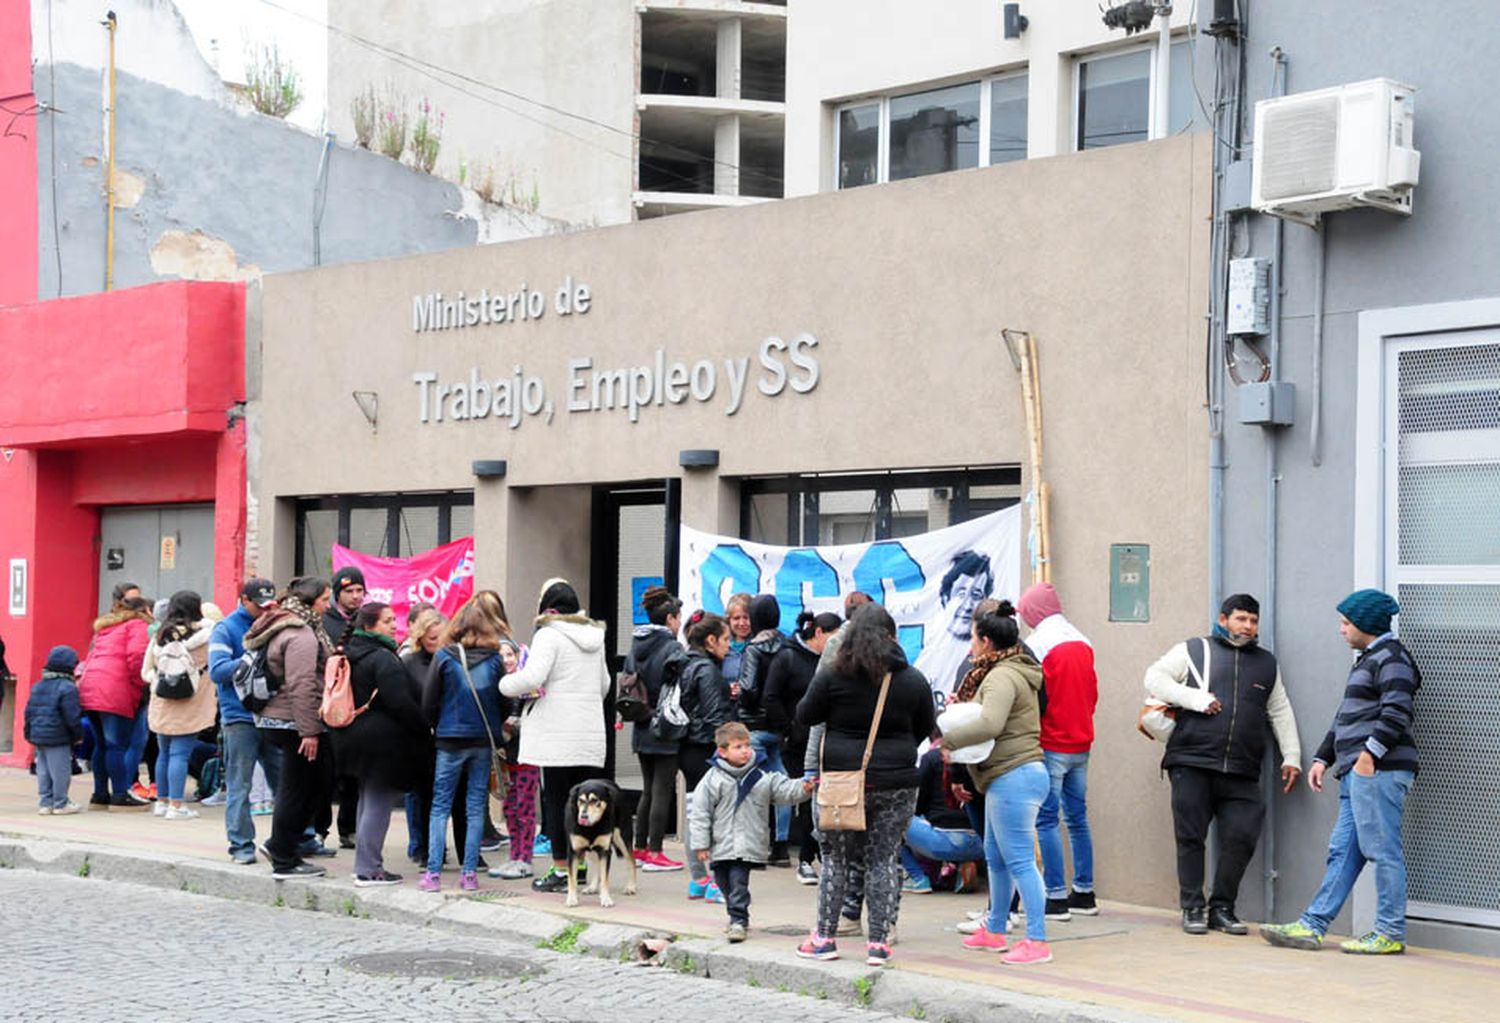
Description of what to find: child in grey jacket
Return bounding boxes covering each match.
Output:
[689,721,814,942]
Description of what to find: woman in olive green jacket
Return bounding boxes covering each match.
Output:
[939,602,1053,965]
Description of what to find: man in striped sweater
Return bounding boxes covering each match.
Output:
[1261,589,1419,956]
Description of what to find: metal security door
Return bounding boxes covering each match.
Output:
[98,504,216,614]
[1385,336,1500,928]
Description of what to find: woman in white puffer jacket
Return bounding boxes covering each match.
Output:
[498,578,611,892]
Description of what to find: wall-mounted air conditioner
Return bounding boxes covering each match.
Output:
[1251,78,1420,225]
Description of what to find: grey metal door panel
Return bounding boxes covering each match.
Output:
[97,504,215,614]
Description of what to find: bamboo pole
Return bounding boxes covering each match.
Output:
[1004,329,1050,584]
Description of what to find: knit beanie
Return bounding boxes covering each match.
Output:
[748,593,782,635]
[331,566,366,596]
[1017,582,1063,628]
[1337,589,1400,636]
[44,645,79,674]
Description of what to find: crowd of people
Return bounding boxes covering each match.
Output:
[17,565,1422,965]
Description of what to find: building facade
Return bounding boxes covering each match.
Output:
[253,134,1212,909]
[326,0,787,224]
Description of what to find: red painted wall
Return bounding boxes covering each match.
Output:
[0,0,37,305]
[0,282,247,763]
[0,281,245,445]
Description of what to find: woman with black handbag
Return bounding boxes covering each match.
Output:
[142,590,216,820]
[794,603,934,968]
[627,586,687,871]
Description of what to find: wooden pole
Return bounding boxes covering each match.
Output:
[1028,333,1051,582]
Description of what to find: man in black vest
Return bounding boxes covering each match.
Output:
[1144,593,1302,935]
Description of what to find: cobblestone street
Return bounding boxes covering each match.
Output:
[0,870,899,1023]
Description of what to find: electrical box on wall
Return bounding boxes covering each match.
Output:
[1109,544,1150,622]
[1227,258,1271,335]
[1238,381,1296,426]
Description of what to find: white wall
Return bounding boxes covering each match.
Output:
[783,0,1196,195]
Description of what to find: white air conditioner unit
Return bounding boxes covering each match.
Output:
[1251,78,1420,225]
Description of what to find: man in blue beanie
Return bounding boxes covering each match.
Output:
[1261,588,1419,955]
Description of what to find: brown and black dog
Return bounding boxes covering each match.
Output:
[564,779,637,908]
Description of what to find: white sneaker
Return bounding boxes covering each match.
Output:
[957,918,982,934]
[52,801,82,816]
[488,859,534,879]
[200,790,226,807]
[153,800,169,817]
[36,806,52,815]
[165,805,200,820]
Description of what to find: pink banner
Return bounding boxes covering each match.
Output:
[331,536,475,639]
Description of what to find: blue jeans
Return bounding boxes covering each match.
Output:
[1300,769,1414,941]
[1036,750,1094,898]
[223,721,283,857]
[983,760,1049,941]
[749,731,790,841]
[900,815,985,878]
[91,706,149,797]
[155,733,193,801]
[427,746,490,874]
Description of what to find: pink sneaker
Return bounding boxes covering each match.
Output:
[1001,939,1053,965]
[418,871,442,893]
[643,851,684,872]
[460,870,479,892]
[961,927,1008,953]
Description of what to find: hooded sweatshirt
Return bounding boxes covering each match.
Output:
[1026,613,1098,753]
[941,653,1045,791]
[499,613,611,767]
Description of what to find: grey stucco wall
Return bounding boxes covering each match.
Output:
[35,62,479,299]
[1219,0,1500,939]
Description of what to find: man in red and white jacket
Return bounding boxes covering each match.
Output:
[1018,582,1099,920]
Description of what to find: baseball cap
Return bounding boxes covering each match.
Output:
[241,578,277,607]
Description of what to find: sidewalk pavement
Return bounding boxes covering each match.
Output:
[3,766,1496,1023]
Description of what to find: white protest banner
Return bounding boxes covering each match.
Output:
[679,505,1021,709]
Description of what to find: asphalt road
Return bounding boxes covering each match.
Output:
[0,870,900,1023]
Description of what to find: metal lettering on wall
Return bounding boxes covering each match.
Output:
[409,283,822,430]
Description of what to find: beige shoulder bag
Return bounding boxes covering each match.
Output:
[816,672,893,832]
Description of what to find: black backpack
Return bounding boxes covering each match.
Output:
[230,646,280,713]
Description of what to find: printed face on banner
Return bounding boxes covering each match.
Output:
[679,506,1021,712]
[331,537,476,640]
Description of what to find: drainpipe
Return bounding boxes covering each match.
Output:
[312,132,334,266]
[103,11,118,291]
[1260,45,1289,924]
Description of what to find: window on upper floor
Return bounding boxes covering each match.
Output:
[835,71,1028,190]
[1075,40,1199,151]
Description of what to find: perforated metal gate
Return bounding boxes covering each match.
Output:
[1387,339,1500,927]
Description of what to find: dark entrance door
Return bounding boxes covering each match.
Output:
[589,481,681,783]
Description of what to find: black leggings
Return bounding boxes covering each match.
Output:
[260,728,333,870]
[634,752,679,852]
[541,764,605,866]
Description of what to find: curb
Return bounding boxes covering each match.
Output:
[0,834,1168,1023]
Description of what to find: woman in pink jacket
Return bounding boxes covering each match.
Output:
[79,594,155,810]
[78,596,155,808]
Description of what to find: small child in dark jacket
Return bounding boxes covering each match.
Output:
[25,646,84,815]
[688,722,813,942]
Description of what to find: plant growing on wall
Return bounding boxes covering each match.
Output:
[350,85,377,148]
[376,90,409,160]
[244,44,303,119]
[411,98,445,173]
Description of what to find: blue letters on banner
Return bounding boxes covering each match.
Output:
[700,544,760,613]
[774,548,840,632]
[853,541,927,664]
[631,576,665,626]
